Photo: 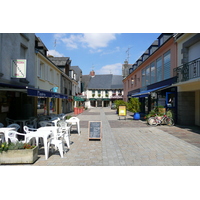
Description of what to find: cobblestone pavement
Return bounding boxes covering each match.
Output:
[29,107,200,166]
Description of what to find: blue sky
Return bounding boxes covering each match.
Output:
[35,33,161,75]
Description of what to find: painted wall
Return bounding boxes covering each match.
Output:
[0,33,36,86]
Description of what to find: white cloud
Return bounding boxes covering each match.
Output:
[47,50,64,57]
[54,33,118,50]
[83,33,117,49]
[96,63,122,75]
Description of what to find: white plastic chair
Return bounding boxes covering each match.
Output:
[23,126,38,145]
[47,128,66,158]
[7,123,20,131]
[6,130,27,144]
[66,117,80,135]
[25,118,38,128]
[38,121,54,127]
[57,120,71,148]
[5,117,15,126]
[0,132,5,143]
[0,123,4,128]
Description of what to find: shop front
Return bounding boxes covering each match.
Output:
[27,88,68,116]
[131,77,177,122]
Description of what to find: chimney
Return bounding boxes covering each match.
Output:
[90,70,95,77]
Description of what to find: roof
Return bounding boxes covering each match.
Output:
[82,75,92,91]
[87,74,123,90]
[36,37,48,51]
[70,66,82,79]
[48,57,70,66]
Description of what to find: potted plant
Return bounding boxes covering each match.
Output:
[157,105,166,115]
[127,98,141,120]
[0,142,38,164]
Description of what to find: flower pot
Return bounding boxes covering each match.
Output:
[158,108,166,114]
[0,146,38,164]
[133,112,140,120]
[74,107,78,115]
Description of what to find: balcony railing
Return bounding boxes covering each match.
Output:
[174,57,200,83]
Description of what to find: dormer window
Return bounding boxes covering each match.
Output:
[158,34,173,46]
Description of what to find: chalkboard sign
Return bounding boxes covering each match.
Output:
[88,121,102,140]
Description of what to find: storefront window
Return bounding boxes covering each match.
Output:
[50,98,56,113]
[37,98,47,115]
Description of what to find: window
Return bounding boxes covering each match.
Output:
[50,68,54,83]
[142,69,145,87]
[145,65,150,86]
[134,75,137,86]
[150,62,156,84]
[164,51,171,80]
[156,57,162,82]
[37,98,47,115]
[131,78,134,86]
[39,61,45,79]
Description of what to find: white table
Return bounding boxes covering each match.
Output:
[65,119,80,135]
[26,127,54,160]
[0,127,16,143]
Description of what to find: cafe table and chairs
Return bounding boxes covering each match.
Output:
[37,126,65,159]
[23,126,54,160]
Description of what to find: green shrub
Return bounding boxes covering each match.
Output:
[127,98,141,113]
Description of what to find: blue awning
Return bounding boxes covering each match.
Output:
[27,88,68,99]
[131,85,170,98]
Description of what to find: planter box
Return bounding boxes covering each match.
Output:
[0,146,38,164]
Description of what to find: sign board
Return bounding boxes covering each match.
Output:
[88,121,102,140]
[11,59,26,78]
[118,106,127,120]
[118,106,126,116]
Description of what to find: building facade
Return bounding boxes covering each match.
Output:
[123,33,178,120]
[0,33,36,124]
[48,57,73,113]
[173,33,200,126]
[83,71,123,108]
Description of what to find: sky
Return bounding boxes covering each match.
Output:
[35,33,161,76]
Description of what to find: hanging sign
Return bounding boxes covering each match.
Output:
[11,59,27,78]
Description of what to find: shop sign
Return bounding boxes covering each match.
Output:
[11,59,26,78]
[118,106,127,116]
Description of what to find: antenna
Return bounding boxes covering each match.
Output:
[54,39,57,50]
[126,47,132,63]
[91,64,95,71]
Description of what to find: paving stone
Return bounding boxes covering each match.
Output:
[4,107,200,166]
